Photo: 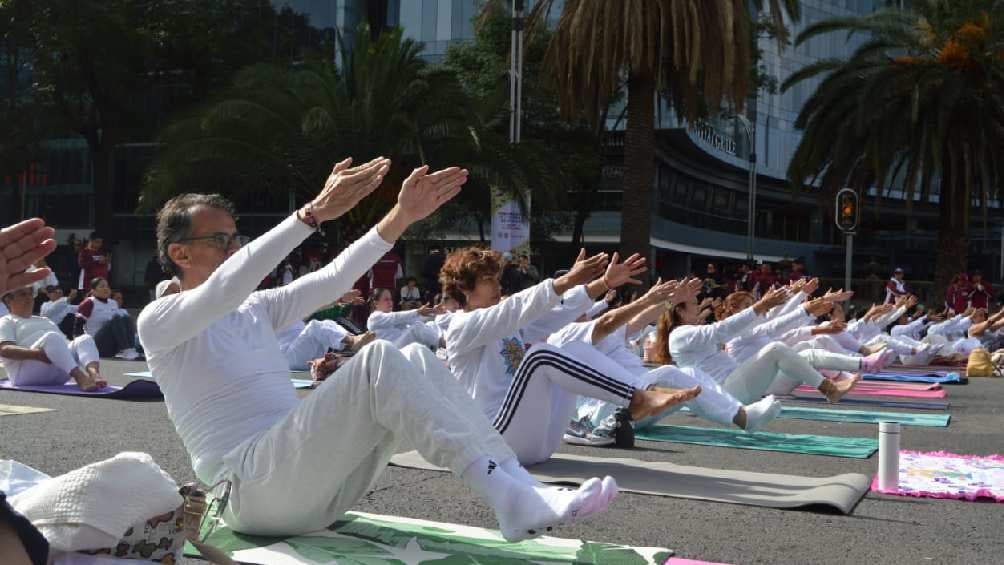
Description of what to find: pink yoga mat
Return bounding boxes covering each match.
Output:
[665,559,733,565]
[795,384,946,399]
[844,380,941,392]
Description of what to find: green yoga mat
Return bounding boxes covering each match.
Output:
[635,425,878,458]
[777,405,951,427]
[186,511,672,564]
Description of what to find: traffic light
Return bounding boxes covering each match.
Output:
[835,188,859,232]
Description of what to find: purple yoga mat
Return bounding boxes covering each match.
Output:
[0,378,162,399]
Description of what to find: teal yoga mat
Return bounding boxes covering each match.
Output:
[635,424,878,458]
[777,405,950,427]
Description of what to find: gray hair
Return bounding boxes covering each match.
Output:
[156,193,237,277]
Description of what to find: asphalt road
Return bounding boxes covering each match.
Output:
[1,360,1001,564]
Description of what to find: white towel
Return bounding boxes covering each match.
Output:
[10,452,183,552]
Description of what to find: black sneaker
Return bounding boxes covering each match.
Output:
[613,408,635,448]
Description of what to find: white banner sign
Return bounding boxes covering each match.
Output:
[490,188,530,253]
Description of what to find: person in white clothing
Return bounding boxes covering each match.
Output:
[138,158,617,542]
[585,290,617,320]
[559,278,784,447]
[277,316,375,370]
[75,277,139,359]
[399,276,423,309]
[664,286,860,405]
[440,247,701,465]
[885,267,909,304]
[367,288,443,348]
[1,285,106,390]
[39,286,78,328]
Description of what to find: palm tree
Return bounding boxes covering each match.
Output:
[783,0,1004,297]
[140,26,472,236]
[486,0,799,279]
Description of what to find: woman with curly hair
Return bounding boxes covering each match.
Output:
[439,246,700,465]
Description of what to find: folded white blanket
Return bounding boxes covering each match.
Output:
[9,452,183,552]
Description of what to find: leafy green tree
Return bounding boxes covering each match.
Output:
[783,0,1004,295]
[486,0,799,279]
[141,26,473,240]
[443,4,599,246]
[25,0,279,233]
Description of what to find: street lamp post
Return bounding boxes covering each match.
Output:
[733,114,757,263]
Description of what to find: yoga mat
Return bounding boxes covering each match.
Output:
[0,378,162,399]
[794,384,946,399]
[187,511,673,564]
[783,395,950,411]
[776,405,950,427]
[128,371,314,389]
[633,425,878,458]
[390,451,871,514]
[834,380,941,391]
[0,404,53,416]
[871,450,1004,502]
[864,372,964,384]
[666,559,733,565]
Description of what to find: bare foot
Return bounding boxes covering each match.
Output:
[70,368,101,392]
[628,386,701,421]
[347,331,376,353]
[819,373,861,403]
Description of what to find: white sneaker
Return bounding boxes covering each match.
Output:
[117,348,140,361]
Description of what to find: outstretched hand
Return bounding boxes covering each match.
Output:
[603,252,646,289]
[556,251,608,290]
[336,289,365,306]
[310,157,391,223]
[0,218,57,295]
[397,165,469,223]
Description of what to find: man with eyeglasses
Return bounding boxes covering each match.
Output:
[137,157,615,542]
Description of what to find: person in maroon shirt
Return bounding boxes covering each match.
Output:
[786,259,807,284]
[368,250,403,293]
[967,271,994,310]
[751,263,776,297]
[945,273,970,314]
[77,232,110,290]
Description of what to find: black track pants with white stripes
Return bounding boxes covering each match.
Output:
[491,341,641,464]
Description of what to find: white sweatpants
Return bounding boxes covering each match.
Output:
[795,347,863,372]
[632,365,741,430]
[724,343,826,403]
[282,320,350,370]
[798,334,857,356]
[831,331,863,354]
[491,341,643,465]
[221,340,515,536]
[867,334,916,357]
[6,332,99,386]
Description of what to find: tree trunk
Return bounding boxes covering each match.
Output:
[933,175,968,304]
[570,186,596,251]
[621,75,656,284]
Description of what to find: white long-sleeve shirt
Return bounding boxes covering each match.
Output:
[890,315,928,340]
[40,298,77,324]
[848,306,907,343]
[586,299,610,320]
[727,306,813,364]
[445,279,562,420]
[367,310,428,344]
[137,215,392,484]
[669,307,760,384]
[519,284,594,345]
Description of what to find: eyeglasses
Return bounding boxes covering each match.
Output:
[177,233,250,250]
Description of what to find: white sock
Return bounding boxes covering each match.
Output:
[501,457,542,486]
[744,395,782,432]
[461,456,612,542]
